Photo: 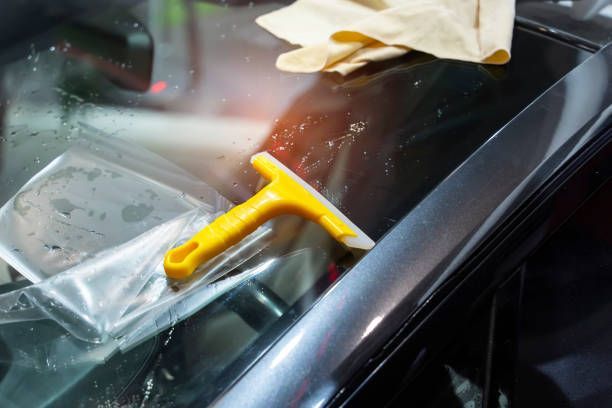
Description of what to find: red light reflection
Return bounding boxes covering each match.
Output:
[150,80,167,93]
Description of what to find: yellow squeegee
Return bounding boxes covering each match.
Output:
[163,152,375,279]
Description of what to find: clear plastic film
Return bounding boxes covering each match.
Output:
[0,250,302,408]
[0,132,273,346]
[0,129,231,282]
[0,209,272,344]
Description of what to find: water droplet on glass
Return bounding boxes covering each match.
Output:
[349,121,366,133]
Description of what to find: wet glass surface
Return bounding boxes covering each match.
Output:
[0,1,593,406]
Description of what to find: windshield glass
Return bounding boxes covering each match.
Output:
[0,1,590,406]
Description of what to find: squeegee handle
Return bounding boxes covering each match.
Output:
[163,191,275,280]
[163,151,369,280]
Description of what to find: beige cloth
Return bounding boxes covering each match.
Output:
[256,0,515,75]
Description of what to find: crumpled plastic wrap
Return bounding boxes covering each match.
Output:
[0,132,273,346]
[0,209,272,344]
[0,133,230,282]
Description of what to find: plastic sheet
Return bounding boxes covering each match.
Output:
[0,133,273,346]
[0,209,272,343]
[0,132,230,282]
[0,250,299,407]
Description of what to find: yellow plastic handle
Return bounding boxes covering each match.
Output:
[163,153,359,279]
[164,194,268,279]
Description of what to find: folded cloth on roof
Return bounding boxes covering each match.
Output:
[256,0,515,75]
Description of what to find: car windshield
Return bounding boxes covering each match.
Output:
[0,1,593,406]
